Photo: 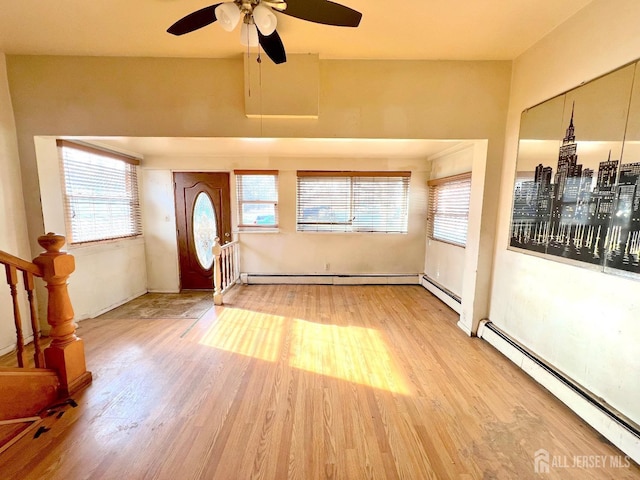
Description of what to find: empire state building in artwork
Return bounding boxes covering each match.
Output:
[510,105,640,274]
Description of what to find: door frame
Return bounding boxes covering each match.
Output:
[174,171,232,290]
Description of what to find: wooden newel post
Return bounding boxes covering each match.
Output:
[212,237,223,306]
[34,233,92,396]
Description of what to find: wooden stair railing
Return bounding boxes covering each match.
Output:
[1,249,44,368]
[1,232,92,397]
[212,237,240,305]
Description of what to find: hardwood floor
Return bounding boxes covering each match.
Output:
[0,285,637,479]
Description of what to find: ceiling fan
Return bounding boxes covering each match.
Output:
[167,0,362,65]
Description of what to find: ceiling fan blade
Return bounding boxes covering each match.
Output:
[258,30,287,64]
[280,0,362,27]
[262,0,287,12]
[167,4,222,36]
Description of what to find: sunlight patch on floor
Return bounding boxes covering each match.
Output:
[199,308,286,362]
[199,307,409,395]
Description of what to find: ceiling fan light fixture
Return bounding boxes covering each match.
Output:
[240,22,259,47]
[253,5,277,36]
[215,3,241,32]
[167,0,362,64]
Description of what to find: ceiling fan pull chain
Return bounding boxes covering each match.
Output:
[259,50,263,137]
[246,46,252,98]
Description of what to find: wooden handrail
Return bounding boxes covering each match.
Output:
[1,233,92,396]
[0,251,42,278]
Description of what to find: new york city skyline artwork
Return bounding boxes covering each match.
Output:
[509,61,640,279]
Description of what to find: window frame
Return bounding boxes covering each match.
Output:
[296,171,411,234]
[57,140,142,245]
[427,172,472,248]
[234,170,279,230]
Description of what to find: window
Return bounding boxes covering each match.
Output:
[57,140,142,244]
[427,173,472,247]
[296,171,411,233]
[235,170,279,228]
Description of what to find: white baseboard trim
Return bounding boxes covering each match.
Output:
[420,275,462,314]
[456,320,473,336]
[0,344,14,357]
[243,273,420,286]
[0,333,36,358]
[478,320,640,465]
[77,289,148,321]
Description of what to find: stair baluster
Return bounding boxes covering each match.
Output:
[213,237,223,305]
[5,265,26,368]
[212,237,240,306]
[23,270,44,368]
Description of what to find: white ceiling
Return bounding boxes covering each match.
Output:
[3,0,593,158]
[0,0,592,61]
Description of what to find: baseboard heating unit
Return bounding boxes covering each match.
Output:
[478,320,640,465]
[420,275,461,314]
[241,273,420,285]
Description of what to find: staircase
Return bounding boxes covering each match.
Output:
[0,233,92,452]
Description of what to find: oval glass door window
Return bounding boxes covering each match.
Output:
[192,192,217,270]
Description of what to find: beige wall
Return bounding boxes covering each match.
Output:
[5,56,511,324]
[142,156,431,292]
[5,56,511,247]
[142,169,180,293]
[424,145,474,298]
[0,54,32,354]
[492,0,640,424]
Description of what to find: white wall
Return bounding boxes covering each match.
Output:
[33,136,148,320]
[142,156,430,291]
[67,238,147,319]
[491,0,640,425]
[0,54,32,354]
[424,145,474,297]
[142,169,180,293]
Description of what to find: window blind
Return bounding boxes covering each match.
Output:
[235,170,279,228]
[427,173,472,247]
[57,140,142,244]
[296,171,410,233]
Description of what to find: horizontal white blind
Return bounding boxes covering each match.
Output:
[427,173,471,247]
[58,141,142,244]
[297,172,410,233]
[235,171,279,228]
